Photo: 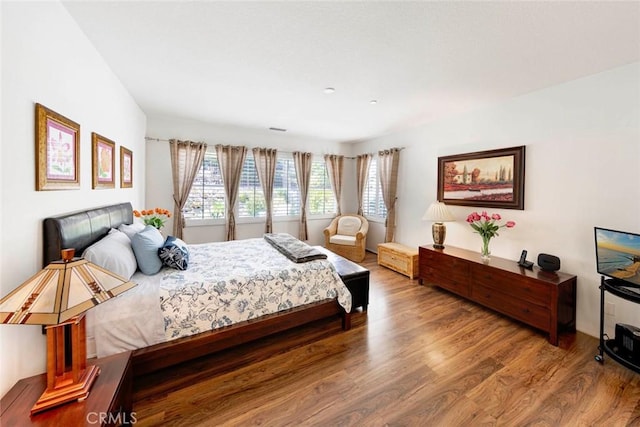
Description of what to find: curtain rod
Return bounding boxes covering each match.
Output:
[145,136,404,159]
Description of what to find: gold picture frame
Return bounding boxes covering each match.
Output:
[35,103,81,191]
[91,132,115,189]
[120,146,133,188]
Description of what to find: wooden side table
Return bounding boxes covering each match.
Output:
[1,351,133,426]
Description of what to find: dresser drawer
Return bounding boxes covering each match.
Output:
[471,283,550,331]
[420,248,470,273]
[421,266,469,297]
[471,264,550,306]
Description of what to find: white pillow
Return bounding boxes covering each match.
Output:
[82,229,138,280]
[117,222,146,240]
[337,216,362,236]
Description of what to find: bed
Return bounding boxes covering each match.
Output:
[43,202,352,376]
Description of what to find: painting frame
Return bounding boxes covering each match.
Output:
[91,132,116,189]
[120,146,133,188]
[35,103,81,191]
[437,146,525,210]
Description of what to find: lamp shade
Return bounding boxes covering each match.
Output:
[0,256,136,325]
[422,202,455,223]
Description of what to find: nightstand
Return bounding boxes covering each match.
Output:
[1,351,133,426]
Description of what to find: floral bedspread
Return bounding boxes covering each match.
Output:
[158,238,351,341]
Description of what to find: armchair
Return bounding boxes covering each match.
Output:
[323,214,369,262]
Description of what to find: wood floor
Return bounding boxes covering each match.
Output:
[133,252,640,426]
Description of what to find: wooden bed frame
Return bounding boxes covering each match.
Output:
[43,202,351,376]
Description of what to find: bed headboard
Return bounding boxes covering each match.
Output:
[43,202,133,267]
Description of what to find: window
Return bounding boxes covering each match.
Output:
[362,158,387,218]
[185,151,308,221]
[308,160,336,215]
[239,154,303,218]
[183,151,225,220]
[273,157,300,216]
[238,154,265,218]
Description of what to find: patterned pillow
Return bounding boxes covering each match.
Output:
[158,236,190,270]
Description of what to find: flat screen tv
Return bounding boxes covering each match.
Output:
[594,227,640,287]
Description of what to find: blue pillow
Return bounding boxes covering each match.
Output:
[130,225,165,275]
[158,236,189,270]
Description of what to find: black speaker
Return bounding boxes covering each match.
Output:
[537,253,560,272]
[615,323,640,361]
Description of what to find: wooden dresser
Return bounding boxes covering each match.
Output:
[419,245,576,346]
[377,243,419,279]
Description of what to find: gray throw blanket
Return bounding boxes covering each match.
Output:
[263,233,328,263]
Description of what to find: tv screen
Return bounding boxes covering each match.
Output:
[594,227,640,286]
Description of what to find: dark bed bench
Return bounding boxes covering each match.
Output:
[314,246,370,311]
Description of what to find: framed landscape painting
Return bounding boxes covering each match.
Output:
[35,103,81,191]
[91,132,115,189]
[120,146,133,188]
[437,146,525,210]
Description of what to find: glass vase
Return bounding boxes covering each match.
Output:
[481,236,491,262]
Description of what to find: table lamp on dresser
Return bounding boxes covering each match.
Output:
[0,248,136,415]
[423,201,455,248]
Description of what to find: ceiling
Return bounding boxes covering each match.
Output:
[62,1,640,143]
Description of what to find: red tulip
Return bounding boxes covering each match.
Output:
[506,221,516,228]
[491,213,501,220]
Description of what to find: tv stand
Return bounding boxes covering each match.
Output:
[418,245,577,346]
[595,276,640,373]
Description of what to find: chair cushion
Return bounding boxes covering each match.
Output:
[330,234,357,246]
[337,216,362,236]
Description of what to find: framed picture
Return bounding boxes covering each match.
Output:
[91,132,115,189]
[437,146,525,210]
[120,146,133,188]
[35,103,81,190]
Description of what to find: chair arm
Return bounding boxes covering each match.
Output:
[324,217,339,236]
[356,219,369,241]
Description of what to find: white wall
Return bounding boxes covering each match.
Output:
[353,62,640,340]
[0,2,146,397]
[145,114,357,246]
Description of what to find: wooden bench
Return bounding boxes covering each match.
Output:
[314,246,370,311]
[377,242,419,279]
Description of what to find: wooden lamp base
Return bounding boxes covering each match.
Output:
[31,315,100,415]
[30,365,100,415]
